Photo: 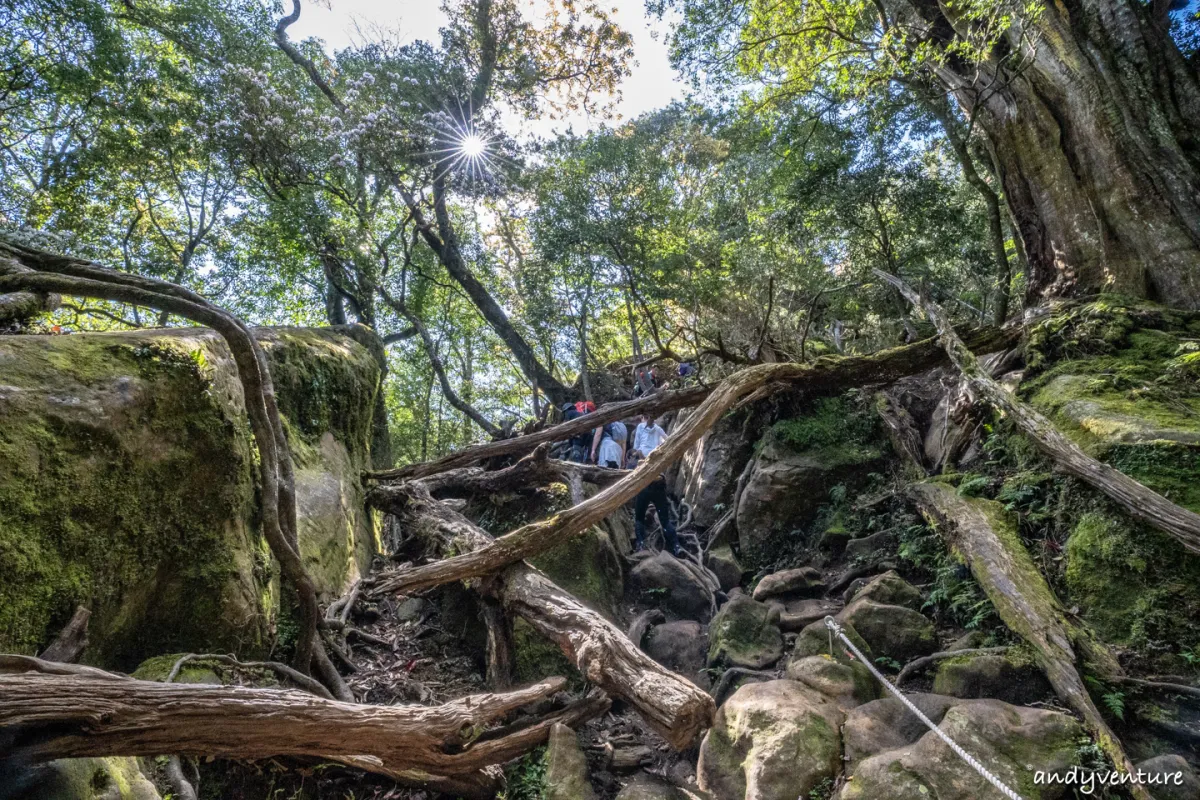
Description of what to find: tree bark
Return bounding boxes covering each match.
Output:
[369,483,716,749]
[910,482,1147,799]
[907,0,1200,307]
[37,606,90,664]
[0,656,608,795]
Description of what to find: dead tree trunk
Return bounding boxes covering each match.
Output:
[911,482,1147,799]
[37,606,90,664]
[0,655,607,797]
[369,483,716,749]
[877,268,1200,554]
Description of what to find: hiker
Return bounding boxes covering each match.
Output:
[631,414,678,555]
[592,419,627,469]
[561,401,595,463]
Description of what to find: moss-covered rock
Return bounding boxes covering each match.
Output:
[0,326,380,669]
[545,723,595,800]
[838,598,936,664]
[845,570,922,611]
[513,616,579,685]
[697,679,844,800]
[736,396,885,564]
[10,757,161,800]
[932,651,1052,706]
[530,525,624,621]
[707,593,783,669]
[785,655,879,709]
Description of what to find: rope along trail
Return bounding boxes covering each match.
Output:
[824,616,1025,800]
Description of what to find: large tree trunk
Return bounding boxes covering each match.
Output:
[916,0,1200,306]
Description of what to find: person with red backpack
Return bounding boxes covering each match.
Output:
[561,401,595,463]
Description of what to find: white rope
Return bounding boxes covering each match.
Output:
[824,616,1025,800]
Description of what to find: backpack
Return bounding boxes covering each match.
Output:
[575,401,596,414]
[605,421,627,444]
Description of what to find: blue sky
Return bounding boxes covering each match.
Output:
[287,0,686,137]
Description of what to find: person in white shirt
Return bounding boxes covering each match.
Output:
[631,415,678,556]
[633,416,668,458]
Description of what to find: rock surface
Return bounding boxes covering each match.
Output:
[706,546,744,592]
[545,723,595,800]
[10,757,161,800]
[645,620,711,689]
[838,598,937,663]
[845,570,923,611]
[629,552,715,622]
[751,566,824,602]
[1135,754,1200,800]
[707,593,783,669]
[837,698,1084,800]
[698,679,844,800]
[932,652,1053,705]
[0,326,380,669]
[785,655,879,709]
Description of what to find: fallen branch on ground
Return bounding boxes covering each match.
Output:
[911,482,1148,799]
[369,484,715,749]
[0,655,608,795]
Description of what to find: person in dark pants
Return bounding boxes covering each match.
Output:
[635,477,678,555]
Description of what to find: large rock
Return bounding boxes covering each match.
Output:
[845,570,922,611]
[1135,754,1200,800]
[531,525,625,621]
[9,757,161,800]
[675,407,759,529]
[836,699,1084,800]
[841,693,959,770]
[778,598,840,632]
[545,723,595,800]
[615,774,706,800]
[838,598,937,664]
[735,404,883,560]
[0,327,380,669]
[645,620,711,689]
[751,567,824,602]
[706,546,745,592]
[932,652,1053,706]
[707,594,783,669]
[785,655,879,709]
[791,618,872,665]
[629,552,715,622]
[697,680,843,800]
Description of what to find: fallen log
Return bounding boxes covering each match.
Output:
[366,325,1018,484]
[413,444,622,497]
[368,326,1020,598]
[911,482,1147,799]
[370,484,716,749]
[878,268,1200,554]
[0,656,608,792]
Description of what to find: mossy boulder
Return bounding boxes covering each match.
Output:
[841,693,959,771]
[706,546,745,592]
[629,552,715,622]
[530,525,624,621]
[751,566,824,602]
[836,699,1084,800]
[0,326,380,669]
[845,570,922,611]
[838,598,937,664]
[735,396,884,563]
[697,679,844,800]
[785,655,879,709]
[645,620,711,689]
[792,618,872,666]
[707,593,783,669]
[932,652,1053,705]
[10,757,160,800]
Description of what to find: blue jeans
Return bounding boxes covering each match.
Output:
[635,478,677,554]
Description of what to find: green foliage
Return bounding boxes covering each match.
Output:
[773,396,875,451]
[499,746,548,800]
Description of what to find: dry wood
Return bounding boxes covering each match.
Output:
[0,657,608,784]
[368,327,1019,598]
[911,481,1148,799]
[37,606,90,664]
[482,599,517,691]
[893,646,1010,686]
[412,444,622,497]
[878,268,1200,555]
[371,483,715,749]
[366,323,1015,484]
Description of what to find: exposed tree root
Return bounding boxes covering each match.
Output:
[369,483,716,749]
[911,482,1149,799]
[0,239,349,700]
[0,655,607,795]
[710,668,775,707]
[879,268,1200,554]
[413,443,623,497]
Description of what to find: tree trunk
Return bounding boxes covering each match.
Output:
[369,483,716,749]
[0,658,606,795]
[916,0,1200,306]
[910,482,1147,799]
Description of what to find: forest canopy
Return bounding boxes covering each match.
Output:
[3,0,1200,465]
